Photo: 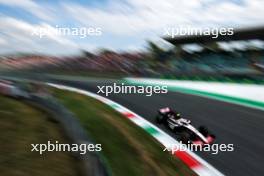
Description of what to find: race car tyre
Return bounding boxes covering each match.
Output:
[199,126,209,136]
[180,131,191,144]
[156,114,164,124]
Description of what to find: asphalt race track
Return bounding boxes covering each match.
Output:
[45,78,264,176]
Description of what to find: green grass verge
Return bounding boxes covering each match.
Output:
[160,75,264,85]
[0,95,82,176]
[52,89,196,176]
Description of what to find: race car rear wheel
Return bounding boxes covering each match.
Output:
[199,126,209,136]
[156,114,164,124]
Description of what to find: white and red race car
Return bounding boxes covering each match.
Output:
[156,107,215,145]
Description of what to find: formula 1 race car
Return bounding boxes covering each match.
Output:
[156,107,215,145]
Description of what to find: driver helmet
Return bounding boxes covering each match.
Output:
[168,110,181,119]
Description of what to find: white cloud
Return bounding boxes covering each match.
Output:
[0,0,264,55]
[0,37,6,45]
[64,0,264,36]
[0,0,54,21]
[0,16,79,55]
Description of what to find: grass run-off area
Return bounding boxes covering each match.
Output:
[0,95,82,176]
[52,88,196,176]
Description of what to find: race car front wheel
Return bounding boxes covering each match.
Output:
[180,131,191,144]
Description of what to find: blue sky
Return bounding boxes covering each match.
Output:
[0,0,263,55]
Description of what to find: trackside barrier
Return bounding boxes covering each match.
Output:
[0,82,12,95]
[0,82,28,98]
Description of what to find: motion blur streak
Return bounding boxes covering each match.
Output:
[47,78,264,176]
